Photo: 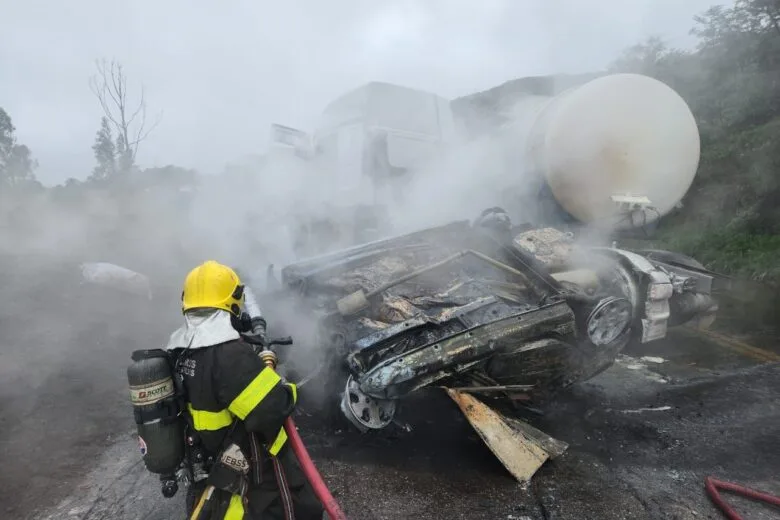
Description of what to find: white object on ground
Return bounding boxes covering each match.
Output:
[616,355,669,384]
[80,262,153,300]
[640,356,667,364]
[619,406,673,414]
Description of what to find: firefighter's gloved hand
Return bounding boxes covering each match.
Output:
[241,316,267,347]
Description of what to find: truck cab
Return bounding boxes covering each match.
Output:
[270,82,456,255]
[273,82,455,205]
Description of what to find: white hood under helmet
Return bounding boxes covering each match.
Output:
[165,308,240,351]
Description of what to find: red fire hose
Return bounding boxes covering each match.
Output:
[705,476,780,520]
[284,417,348,520]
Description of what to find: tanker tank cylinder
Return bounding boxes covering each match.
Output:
[526,73,701,229]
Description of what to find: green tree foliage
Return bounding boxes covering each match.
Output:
[0,107,39,189]
[90,117,116,181]
[49,177,85,207]
[611,0,780,284]
[0,108,13,160]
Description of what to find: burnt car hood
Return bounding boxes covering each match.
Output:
[276,220,578,400]
[352,298,576,399]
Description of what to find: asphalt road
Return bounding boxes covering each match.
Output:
[1,272,778,520]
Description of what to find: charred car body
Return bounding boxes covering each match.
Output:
[264,214,719,434]
[258,74,720,438]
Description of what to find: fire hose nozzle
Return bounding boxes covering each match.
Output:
[258,349,278,368]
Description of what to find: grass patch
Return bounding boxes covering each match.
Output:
[652,229,780,284]
[639,227,780,336]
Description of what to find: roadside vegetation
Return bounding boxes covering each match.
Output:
[610,0,780,286]
[609,0,780,335]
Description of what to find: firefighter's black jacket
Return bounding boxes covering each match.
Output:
[176,338,322,519]
[177,338,295,455]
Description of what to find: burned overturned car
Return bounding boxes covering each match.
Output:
[263,213,720,439]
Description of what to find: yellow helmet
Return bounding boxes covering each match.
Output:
[181,260,245,316]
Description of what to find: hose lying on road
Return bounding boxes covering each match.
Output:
[285,416,348,520]
[705,476,780,520]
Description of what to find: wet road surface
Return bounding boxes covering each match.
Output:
[11,323,779,520]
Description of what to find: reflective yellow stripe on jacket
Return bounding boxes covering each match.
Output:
[188,366,293,455]
[228,367,281,419]
[289,383,297,404]
[268,426,288,456]
[187,403,234,431]
[225,494,244,520]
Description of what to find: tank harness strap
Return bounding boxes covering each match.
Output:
[131,349,183,426]
[132,399,182,425]
[272,454,296,520]
[249,432,264,485]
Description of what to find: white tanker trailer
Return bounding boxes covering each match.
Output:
[273,74,700,233]
[267,74,721,342]
[467,73,718,340]
[488,73,701,232]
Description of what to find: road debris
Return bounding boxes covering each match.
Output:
[445,388,568,483]
[616,355,670,384]
[619,406,673,414]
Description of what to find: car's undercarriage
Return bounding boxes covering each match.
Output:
[261,216,714,435]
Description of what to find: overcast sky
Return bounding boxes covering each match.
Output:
[1,0,729,186]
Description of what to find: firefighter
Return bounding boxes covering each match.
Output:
[166,260,323,520]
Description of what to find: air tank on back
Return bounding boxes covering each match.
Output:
[127,349,184,479]
[520,73,701,229]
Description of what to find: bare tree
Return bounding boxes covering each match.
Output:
[89,59,162,169]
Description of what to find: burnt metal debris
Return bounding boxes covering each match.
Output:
[262,216,720,482]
